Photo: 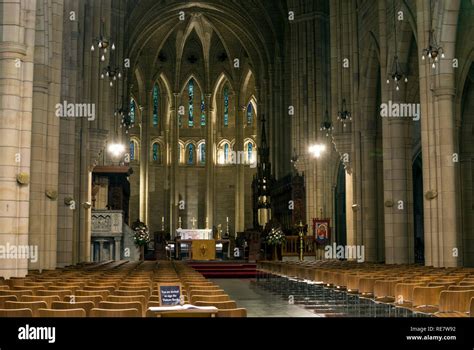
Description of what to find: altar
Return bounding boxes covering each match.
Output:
[169,229,230,261]
[175,229,213,240]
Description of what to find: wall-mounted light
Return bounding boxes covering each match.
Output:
[309,144,326,158]
[108,143,125,158]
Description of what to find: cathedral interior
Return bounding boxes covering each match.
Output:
[0,0,474,325]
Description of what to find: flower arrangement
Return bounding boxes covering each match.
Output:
[131,220,150,247]
[266,228,285,245]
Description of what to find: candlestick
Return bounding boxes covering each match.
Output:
[161,217,165,231]
[178,217,182,229]
[205,217,209,229]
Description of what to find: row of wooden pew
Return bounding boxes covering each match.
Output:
[258,260,474,317]
[0,260,246,317]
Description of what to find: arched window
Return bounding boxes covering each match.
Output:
[223,87,229,127]
[200,96,206,126]
[224,143,229,162]
[152,84,159,127]
[152,142,160,163]
[247,142,253,162]
[187,144,195,165]
[247,103,253,125]
[130,98,136,124]
[178,143,183,164]
[130,140,139,161]
[188,79,194,127]
[199,143,206,164]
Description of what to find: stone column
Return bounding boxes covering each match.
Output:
[98,240,103,261]
[29,0,65,271]
[169,93,180,238]
[0,0,37,278]
[205,94,215,228]
[417,0,461,267]
[114,237,121,260]
[139,89,150,224]
[234,106,245,234]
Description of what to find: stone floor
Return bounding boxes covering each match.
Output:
[212,278,320,317]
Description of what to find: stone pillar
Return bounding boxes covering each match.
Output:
[169,93,180,238]
[98,240,103,261]
[0,0,37,278]
[114,237,121,260]
[29,0,65,271]
[205,94,215,228]
[417,0,461,267]
[360,131,378,262]
[139,91,150,224]
[234,106,245,234]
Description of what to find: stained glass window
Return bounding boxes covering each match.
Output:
[248,142,253,163]
[200,143,206,164]
[224,87,229,127]
[130,99,136,124]
[130,141,135,161]
[200,96,206,126]
[224,143,229,162]
[153,84,159,127]
[188,79,194,127]
[187,144,195,165]
[153,143,159,162]
[247,103,253,125]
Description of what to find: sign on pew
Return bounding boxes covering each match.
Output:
[157,283,183,306]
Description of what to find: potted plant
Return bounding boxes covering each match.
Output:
[131,220,150,261]
[266,228,285,261]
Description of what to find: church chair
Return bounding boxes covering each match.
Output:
[76,289,110,299]
[189,289,226,297]
[0,308,33,317]
[64,295,103,306]
[470,297,474,317]
[460,281,474,286]
[49,285,81,293]
[0,295,18,308]
[6,277,26,288]
[392,282,426,316]
[12,285,46,294]
[0,285,10,290]
[113,289,150,300]
[37,290,73,299]
[20,295,60,308]
[194,301,238,309]
[410,286,447,316]
[107,295,146,305]
[89,308,140,317]
[118,285,152,293]
[156,311,216,318]
[216,308,247,317]
[4,301,47,317]
[434,290,474,317]
[52,301,95,316]
[0,289,33,298]
[83,285,116,293]
[428,281,458,288]
[99,301,144,317]
[373,279,405,317]
[448,285,474,291]
[38,308,86,318]
[191,295,230,303]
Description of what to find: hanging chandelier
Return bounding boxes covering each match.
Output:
[320,110,333,137]
[91,19,116,62]
[387,0,408,91]
[337,99,352,128]
[116,107,134,134]
[101,66,122,87]
[421,30,445,69]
